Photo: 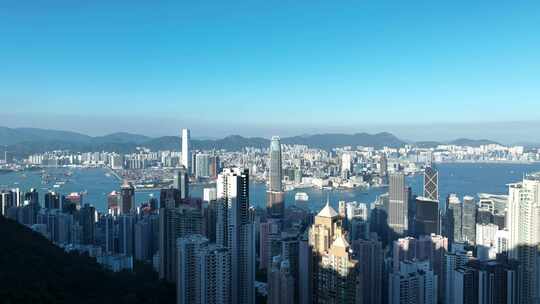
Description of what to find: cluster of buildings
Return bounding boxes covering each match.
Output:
[3,128,540,304]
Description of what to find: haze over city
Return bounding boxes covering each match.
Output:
[1,2,539,141]
[2,2,540,304]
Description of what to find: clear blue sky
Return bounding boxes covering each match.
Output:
[0,1,539,141]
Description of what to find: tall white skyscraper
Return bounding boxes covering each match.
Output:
[507,176,540,304]
[217,168,255,304]
[389,260,437,304]
[181,128,190,171]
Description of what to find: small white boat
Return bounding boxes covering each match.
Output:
[295,192,309,202]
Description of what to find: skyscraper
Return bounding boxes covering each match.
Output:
[268,255,295,304]
[445,193,463,246]
[267,136,285,218]
[389,260,437,304]
[415,197,439,236]
[177,235,208,304]
[181,128,190,172]
[461,195,476,244]
[423,165,439,201]
[159,203,203,282]
[507,176,540,304]
[44,191,61,209]
[217,167,255,304]
[388,173,409,236]
[352,238,383,304]
[118,213,135,256]
[120,181,135,214]
[79,204,95,245]
[173,167,189,200]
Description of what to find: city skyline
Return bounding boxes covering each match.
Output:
[1,2,539,141]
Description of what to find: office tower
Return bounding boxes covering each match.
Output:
[160,188,181,209]
[461,195,476,244]
[267,136,285,219]
[195,153,210,179]
[120,181,135,214]
[173,167,189,199]
[135,218,153,261]
[259,218,282,270]
[103,214,115,253]
[268,256,295,304]
[507,177,540,304]
[316,230,358,304]
[280,232,300,303]
[388,173,409,236]
[159,203,203,282]
[346,202,369,240]
[181,128,190,171]
[177,235,208,304]
[452,259,518,304]
[216,167,255,304]
[44,191,60,209]
[445,193,463,245]
[107,190,120,214]
[423,165,438,201]
[389,260,437,304]
[298,236,313,304]
[415,197,439,236]
[393,235,447,303]
[118,214,135,256]
[309,201,340,254]
[444,248,473,304]
[352,238,383,304]
[0,190,14,216]
[79,204,95,245]
[24,188,39,206]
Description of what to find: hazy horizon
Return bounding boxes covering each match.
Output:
[1,117,540,145]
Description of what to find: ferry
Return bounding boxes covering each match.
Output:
[295,192,309,202]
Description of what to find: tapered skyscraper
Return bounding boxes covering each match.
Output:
[181,128,190,171]
[267,136,284,218]
[423,165,438,202]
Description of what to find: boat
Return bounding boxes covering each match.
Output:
[295,192,309,202]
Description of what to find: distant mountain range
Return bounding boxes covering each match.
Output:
[0,126,512,157]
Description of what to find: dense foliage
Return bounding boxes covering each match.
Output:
[0,216,175,304]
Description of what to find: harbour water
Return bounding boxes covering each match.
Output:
[1,163,539,213]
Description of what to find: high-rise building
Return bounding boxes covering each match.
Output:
[415,197,439,236]
[195,153,210,179]
[44,191,61,209]
[199,244,231,304]
[120,181,135,214]
[268,255,295,304]
[445,193,463,246]
[0,190,14,216]
[352,237,383,304]
[118,213,135,256]
[173,167,189,200]
[217,168,255,304]
[159,203,203,282]
[134,218,153,261]
[267,136,285,218]
[423,165,439,202]
[298,236,313,304]
[388,173,409,236]
[444,248,473,304]
[507,176,540,304]
[181,128,190,172]
[461,195,476,244]
[389,260,437,304]
[177,235,208,304]
[79,204,95,245]
[316,231,358,304]
[452,259,518,304]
